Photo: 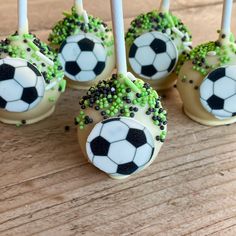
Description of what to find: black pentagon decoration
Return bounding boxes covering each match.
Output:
[150,148,155,160]
[117,162,138,175]
[0,96,7,108]
[167,58,177,73]
[129,43,138,58]
[141,65,157,77]
[126,128,147,148]
[208,67,225,82]
[59,40,67,53]
[150,38,167,54]
[21,87,39,104]
[90,136,110,156]
[65,61,81,76]
[0,64,15,81]
[27,62,41,76]
[102,117,120,124]
[78,38,95,51]
[94,61,106,76]
[207,95,224,110]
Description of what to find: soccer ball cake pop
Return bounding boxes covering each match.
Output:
[125,0,192,90]
[0,0,65,125]
[49,0,115,90]
[76,0,167,179]
[177,0,236,126]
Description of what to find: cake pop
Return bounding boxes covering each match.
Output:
[76,0,167,179]
[49,0,115,90]
[177,0,236,126]
[125,0,192,90]
[0,0,65,125]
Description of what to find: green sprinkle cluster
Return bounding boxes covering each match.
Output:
[48,6,114,56]
[125,10,191,50]
[75,74,167,142]
[0,33,65,89]
[176,34,236,76]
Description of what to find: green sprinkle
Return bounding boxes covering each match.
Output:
[122,76,140,93]
[59,79,67,92]
[48,97,56,102]
[27,41,39,51]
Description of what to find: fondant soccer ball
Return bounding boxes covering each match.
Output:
[200,66,236,120]
[0,58,45,113]
[59,33,107,82]
[129,31,178,80]
[86,117,155,177]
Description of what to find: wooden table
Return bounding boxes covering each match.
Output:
[0,0,236,235]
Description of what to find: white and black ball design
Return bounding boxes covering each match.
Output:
[200,66,236,120]
[59,33,107,82]
[0,58,45,113]
[129,31,178,80]
[86,117,155,176]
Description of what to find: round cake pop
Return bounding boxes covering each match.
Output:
[76,0,167,179]
[125,0,192,90]
[0,0,65,125]
[49,0,115,90]
[177,0,236,126]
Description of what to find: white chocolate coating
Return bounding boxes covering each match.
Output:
[49,8,116,91]
[177,41,236,126]
[0,86,60,125]
[76,77,167,179]
[0,35,64,125]
[126,11,192,91]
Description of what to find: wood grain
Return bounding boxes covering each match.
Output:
[0,0,236,235]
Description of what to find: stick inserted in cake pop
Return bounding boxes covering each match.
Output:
[176,0,236,126]
[110,0,139,92]
[111,0,127,75]
[0,0,65,125]
[75,0,84,15]
[125,0,192,90]
[160,0,170,13]
[75,0,89,24]
[50,0,115,90]
[76,0,167,179]
[18,0,29,35]
[220,0,233,42]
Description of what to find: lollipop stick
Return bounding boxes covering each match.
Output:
[160,0,170,13]
[110,0,127,75]
[75,0,89,24]
[18,0,29,35]
[110,0,140,93]
[75,0,84,15]
[220,0,233,42]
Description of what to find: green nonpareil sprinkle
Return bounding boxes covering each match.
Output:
[27,41,39,51]
[59,80,67,92]
[125,10,191,47]
[176,34,236,76]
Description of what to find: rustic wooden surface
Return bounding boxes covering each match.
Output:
[0,0,236,235]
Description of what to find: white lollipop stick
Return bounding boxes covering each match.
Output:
[18,0,29,35]
[220,0,233,42]
[75,0,89,25]
[75,0,84,15]
[110,0,127,75]
[160,0,170,13]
